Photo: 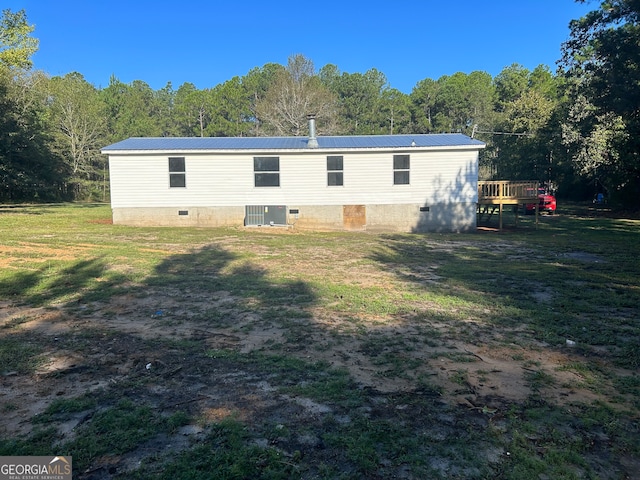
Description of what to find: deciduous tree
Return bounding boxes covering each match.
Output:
[492,89,556,180]
[0,9,39,69]
[561,0,640,205]
[0,66,67,201]
[256,54,338,136]
[48,72,107,199]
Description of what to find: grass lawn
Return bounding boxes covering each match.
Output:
[0,203,638,479]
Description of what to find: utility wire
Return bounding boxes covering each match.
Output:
[471,124,534,138]
[474,130,533,136]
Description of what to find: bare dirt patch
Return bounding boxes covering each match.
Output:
[0,284,623,439]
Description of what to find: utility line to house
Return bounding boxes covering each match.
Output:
[471,124,535,138]
[474,130,534,136]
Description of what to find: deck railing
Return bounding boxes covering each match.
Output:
[478,180,539,203]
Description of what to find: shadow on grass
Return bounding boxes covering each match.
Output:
[0,242,315,308]
[0,258,123,305]
[148,244,315,307]
[0,242,324,476]
[371,225,640,368]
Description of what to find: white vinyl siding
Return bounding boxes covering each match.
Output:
[108,149,479,209]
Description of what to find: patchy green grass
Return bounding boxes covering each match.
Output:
[0,333,46,374]
[128,418,295,480]
[0,203,639,479]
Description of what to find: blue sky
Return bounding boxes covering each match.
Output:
[5,0,594,93]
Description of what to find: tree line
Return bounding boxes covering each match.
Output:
[1,2,639,206]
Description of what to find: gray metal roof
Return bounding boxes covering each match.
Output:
[102,133,484,152]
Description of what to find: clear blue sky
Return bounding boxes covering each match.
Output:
[5,0,594,93]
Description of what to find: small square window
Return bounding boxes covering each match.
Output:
[170,175,186,188]
[327,156,343,171]
[169,157,185,172]
[394,171,410,185]
[328,172,344,186]
[393,155,410,170]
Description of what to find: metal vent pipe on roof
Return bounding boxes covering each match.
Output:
[307,114,319,148]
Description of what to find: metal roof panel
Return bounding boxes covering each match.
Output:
[102,133,484,152]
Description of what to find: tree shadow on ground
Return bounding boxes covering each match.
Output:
[0,258,119,305]
[147,244,315,308]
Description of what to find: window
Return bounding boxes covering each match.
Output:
[254,157,280,187]
[393,154,410,185]
[169,157,186,187]
[327,155,343,186]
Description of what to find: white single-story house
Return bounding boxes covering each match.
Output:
[101,120,485,232]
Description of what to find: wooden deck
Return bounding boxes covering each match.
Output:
[477,180,540,229]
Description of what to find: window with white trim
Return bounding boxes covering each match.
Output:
[393,154,410,185]
[169,157,186,188]
[327,156,343,186]
[254,157,280,187]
